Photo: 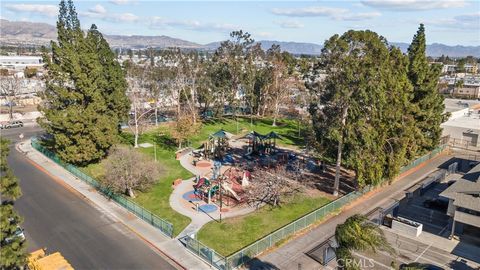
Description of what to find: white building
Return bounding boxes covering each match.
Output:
[0,56,44,70]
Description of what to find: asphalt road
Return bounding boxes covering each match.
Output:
[1,126,177,270]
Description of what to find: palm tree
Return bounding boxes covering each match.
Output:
[335,214,394,270]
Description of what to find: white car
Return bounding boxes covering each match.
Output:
[4,226,25,243]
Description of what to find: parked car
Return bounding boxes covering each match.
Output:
[400,262,444,270]
[4,218,25,244]
[1,120,24,129]
[423,198,449,211]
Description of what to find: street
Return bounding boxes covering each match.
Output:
[2,126,178,270]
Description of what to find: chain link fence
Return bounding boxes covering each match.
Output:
[180,143,448,270]
[31,138,174,238]
[180,189,367,270]
[399,144,447,174]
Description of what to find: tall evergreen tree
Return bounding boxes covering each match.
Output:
[407,24,446,154]
[1,139,21,201]
[309,30,416,190]
[40,0,129,165]
[0,138,27,269]
[0,204,27,269]
[86,25,130,123]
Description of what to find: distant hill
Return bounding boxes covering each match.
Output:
[0,19,200,49]
[1,19,479,57]
[203,40,323,55]
[391,42,480,57]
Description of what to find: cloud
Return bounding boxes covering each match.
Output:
[89,4,106,14]
[256,32,274,38]
[275,20,304,29]
[109,0,132,5]
[454,12,480,23]
[423,12,480,31]
[149,17,238,32]
[271,6,380,21]
[272,6,347,17]
[338,12,381,21]
[80,11,139,23]
[4,4,58,17]
[362,0,467,11]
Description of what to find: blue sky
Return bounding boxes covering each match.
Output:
[1,0,479,45]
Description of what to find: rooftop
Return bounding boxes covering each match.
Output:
[441,109,480,130]
[444,98,480,113]
[440,180,480,211]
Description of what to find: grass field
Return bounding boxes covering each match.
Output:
[196,195,330,256]
[82,132,193,236]
[153,117,304,149]
[81,117,306,236]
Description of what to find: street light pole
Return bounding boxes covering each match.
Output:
[154,142,157,162]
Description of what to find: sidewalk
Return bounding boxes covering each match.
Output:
[17,140,211,270]
[255,152,454,270]
[170,179,256,238]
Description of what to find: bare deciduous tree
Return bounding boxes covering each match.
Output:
[126,65,155,148]
[103,146,162,198]
[0,75,20,120]
[245,168,300,208]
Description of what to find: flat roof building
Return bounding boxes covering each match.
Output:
[0,56,43,70]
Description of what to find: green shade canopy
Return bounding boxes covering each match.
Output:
[266,131,281,139]
[210,129,228,139]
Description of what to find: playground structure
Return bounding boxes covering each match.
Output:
[192,160,252,207]
[184,127,351,214]
[245,131,280,156]
[202,130,230,160]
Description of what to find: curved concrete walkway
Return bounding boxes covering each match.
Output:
[171,151,256,238]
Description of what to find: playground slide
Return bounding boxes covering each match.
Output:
[194,177,208,190]
[221,182,241,201]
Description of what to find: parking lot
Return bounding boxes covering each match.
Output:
[396,175,452,236]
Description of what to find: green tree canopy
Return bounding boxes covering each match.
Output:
[407,24,446,154]
[39,0,129,165]
[0,138,27,269]
[0,204,27,269]
[1,138,21,201]
[335,214,394,270]
[309,30,418,188]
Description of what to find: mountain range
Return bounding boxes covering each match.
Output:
[1,19,479,57]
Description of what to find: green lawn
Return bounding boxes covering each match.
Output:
[82,132,193,236]
[152,117,304,149]
[196,195,330,256]
[81,117,306,237]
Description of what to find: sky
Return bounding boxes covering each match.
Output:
[1,0,479,46]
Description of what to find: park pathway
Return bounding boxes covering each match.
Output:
[19,140,211,270]
[171,151,256,238]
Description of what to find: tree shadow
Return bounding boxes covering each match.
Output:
[448,258,477,270]
[245,257,280,270]
[154,134,177,151]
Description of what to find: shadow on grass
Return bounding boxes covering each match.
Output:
[154,135,177,151]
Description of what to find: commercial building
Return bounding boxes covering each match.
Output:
[439,75,480,98]
[0,56,43,70]
[440,63,478,74]
[442,99,480,148]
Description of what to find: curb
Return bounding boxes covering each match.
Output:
[17,140,187,270]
